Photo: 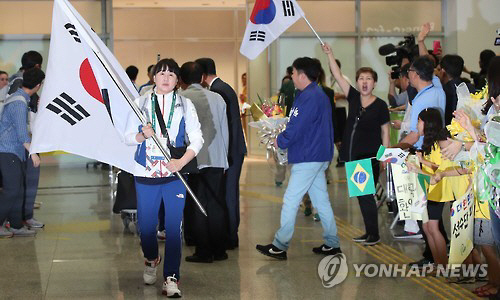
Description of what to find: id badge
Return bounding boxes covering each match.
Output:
[148,137,168,160]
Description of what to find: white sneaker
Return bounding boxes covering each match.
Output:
[24,218,45,229]
[10,226,36,237]
[143,256,161,285]
[162,276,181,298]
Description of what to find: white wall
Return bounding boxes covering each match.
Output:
[456,0,500,71]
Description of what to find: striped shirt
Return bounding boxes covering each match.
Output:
[0,89,31,161]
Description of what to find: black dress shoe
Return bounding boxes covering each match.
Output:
[185,254,213,263]
[214,252,228,261]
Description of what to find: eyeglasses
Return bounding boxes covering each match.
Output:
[408,68,416,72]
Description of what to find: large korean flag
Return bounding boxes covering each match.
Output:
[240,0,305,60]
[31,0,143,174]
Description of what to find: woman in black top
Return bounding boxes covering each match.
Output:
[322,43,390,246]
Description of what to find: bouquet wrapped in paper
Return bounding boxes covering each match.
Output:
[447,83,486,142]
[249,117,288,172]
[249,94,285,121]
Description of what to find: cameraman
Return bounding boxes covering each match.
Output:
[388,63,411,109]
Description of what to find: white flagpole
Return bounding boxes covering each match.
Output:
[303,16,324,45]
[56,0,207,217]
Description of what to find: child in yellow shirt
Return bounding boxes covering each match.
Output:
[411,108,470,268]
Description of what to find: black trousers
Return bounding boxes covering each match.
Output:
[0,153,25,229]
[357,160,380,237]
[189,167,228,257]
[225,154,244,248]
[334,107,346,144]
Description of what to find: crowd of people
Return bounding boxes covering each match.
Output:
[0,19,499,298]
[254,21,500,298]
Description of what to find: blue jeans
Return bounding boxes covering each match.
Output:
[273,162,340,250]
[135,178,185,280]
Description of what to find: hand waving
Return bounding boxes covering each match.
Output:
[418,22,431,42]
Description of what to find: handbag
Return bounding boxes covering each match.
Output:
[154,93,199,174]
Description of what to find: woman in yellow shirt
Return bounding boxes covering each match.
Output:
[413,108,470,267]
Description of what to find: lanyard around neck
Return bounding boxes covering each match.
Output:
[415,84,434,100]
[151,92,176,136]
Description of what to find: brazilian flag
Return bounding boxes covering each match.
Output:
[345,158,376,197]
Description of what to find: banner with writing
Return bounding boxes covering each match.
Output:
[391,162,429,221]
[449,185,475,266]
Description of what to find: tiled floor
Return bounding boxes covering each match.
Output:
[0,155,480,299]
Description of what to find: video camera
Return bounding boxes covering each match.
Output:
[495,28,500,46]
[378,35,419,79]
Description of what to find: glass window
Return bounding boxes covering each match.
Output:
[0,40,50,75]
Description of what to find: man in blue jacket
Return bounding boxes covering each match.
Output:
[256,57,342,260]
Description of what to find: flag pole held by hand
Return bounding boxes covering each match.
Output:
[303,16,324,45]
[57,0,207,217]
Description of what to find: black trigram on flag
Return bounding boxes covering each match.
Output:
[64,23,81,43]
[250,31,266,42]
[46,93,90,126]
[282,0,295,17]
[398,152,406,158]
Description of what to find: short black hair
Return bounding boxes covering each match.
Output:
[411,56,434,82]
[153,58,180,79]
[126,65,139,81]
[180,62,203,85]
[0,70,7,77]
[479,49,496,72]
[292,57,320,83]
[440,54,464,79]
[147,64,154,74]
[195,58,216,75]
[22,68,45,89]
[21,51,43,70]
[286,66,293,76]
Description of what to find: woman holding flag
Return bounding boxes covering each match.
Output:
[124,58,203,298]
[322,43,390,246]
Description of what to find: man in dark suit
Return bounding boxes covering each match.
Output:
[196,58,247,249]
